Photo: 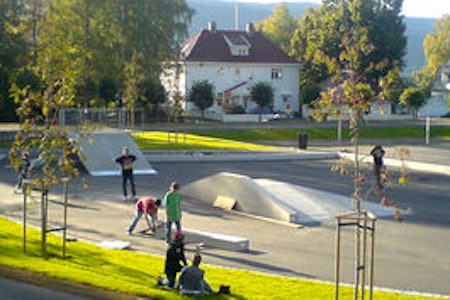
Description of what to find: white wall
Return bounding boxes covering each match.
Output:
[418,93,449,117]
[184,61,300,113]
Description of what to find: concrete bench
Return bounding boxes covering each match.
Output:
[183,228,249,252]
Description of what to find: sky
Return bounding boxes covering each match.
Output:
[222,0,450,19]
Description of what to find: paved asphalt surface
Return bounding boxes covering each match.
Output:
[0,125,449,299]
[0,276,91,300]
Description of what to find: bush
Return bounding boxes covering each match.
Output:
[228,105,246,114]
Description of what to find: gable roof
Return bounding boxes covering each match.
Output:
[181,26,298,64]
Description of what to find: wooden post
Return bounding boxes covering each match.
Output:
[335,211,377,300]
[22,183,27,253]
[62,179,69,258]
[41,189,48,259]
[337,119,343,142]
[335,216,341,300]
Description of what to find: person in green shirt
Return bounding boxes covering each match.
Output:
[164,181,182,243]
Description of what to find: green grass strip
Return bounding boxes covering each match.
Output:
[132,131,285,151]
[0,217,443,299]
[187,126,450,141]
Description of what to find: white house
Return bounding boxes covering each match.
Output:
[419,60,450,117]
[161,22,301,121]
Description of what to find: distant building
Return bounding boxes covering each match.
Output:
[419,60,450,117]
[161,22,300,121]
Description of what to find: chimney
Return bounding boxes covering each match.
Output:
[208,21,217,33]
[246,23,254,35]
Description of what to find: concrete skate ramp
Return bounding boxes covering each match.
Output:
[181,172,297,223]
[181,172,398,225]
[75,131,156,176]
[253,179,395,225]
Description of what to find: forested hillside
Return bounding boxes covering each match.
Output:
[186,0,436,77]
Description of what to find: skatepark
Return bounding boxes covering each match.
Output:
[0,129,449,297]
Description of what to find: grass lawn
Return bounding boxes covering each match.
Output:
[131,125,450,151]
[186,126,450,141]
[0,217,444,300]
[132,131,286,151]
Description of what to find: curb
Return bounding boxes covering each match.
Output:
[339,152,450,176]
[146,150,339,162]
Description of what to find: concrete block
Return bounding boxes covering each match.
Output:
[184,229,249,252]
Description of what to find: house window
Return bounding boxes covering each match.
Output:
[271,68,282,79]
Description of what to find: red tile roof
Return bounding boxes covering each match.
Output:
[181,28,298,64]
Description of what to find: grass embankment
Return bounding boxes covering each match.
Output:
[132,126,450,151]
[188,126,450,141]
[0,217,443,300]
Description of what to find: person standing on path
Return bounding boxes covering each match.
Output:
[370,145,385,189]
[126,196,161,235]
[164,181,182,243]
[14,150,30,194]
[115,147,137,201]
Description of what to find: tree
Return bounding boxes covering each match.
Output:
[34,0,192,111]
[188,80,215,119]
[249,82,274,122]
[9,79,86,258]
[255,4,297,52]
[399,86,426,118]
[139,78,166,116]
[380,66,406,103]
[310,3,407,298]
[290,0,407,105]
[0,0,29,121]
[414,15,450,92]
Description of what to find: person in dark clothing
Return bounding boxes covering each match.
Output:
[370,145,385,189]
[179,253,213,296]
[115,147,137,201]
[164,231,187,288]
[14,150,30,194]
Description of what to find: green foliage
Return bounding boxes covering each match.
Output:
[0,0,29,120]
[380,66,407,103]
[311,22,377,137]
[139,78,166,109]
[9,81,81,191]
[255,4,297,52]
[299,81,323,105]
[0,217,438,300]
[98,77,118,106]
[400,86,427,117]
[188,80,215,119]
[0,0,193,118]
[229,105,246,114]
[290,0,407,104]
[414,15,450,90]
[249,82,274,122]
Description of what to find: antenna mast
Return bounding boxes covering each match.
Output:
[235,4,239,30]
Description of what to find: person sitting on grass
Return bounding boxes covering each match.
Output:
[178,253,213,296]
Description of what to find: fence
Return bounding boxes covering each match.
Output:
[58,108,147,129]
